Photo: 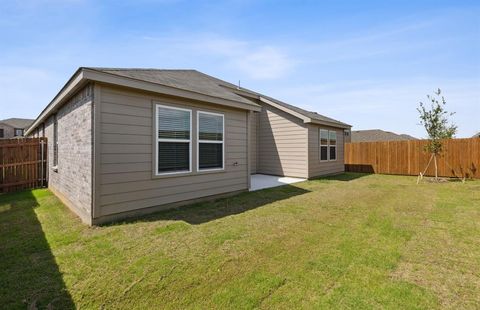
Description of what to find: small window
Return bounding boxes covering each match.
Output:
[53,114,58,166]
[198,111,224,171]
[329,131,337,161]
[156,105,192,175]
[0,128,4,138]
[320,129,328,161]
[14,128,23,136]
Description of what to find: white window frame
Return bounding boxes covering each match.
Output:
[329,130,337,161]
[320,129,329,162]
[197,111,225,172]
[319,129,337,162]
[155,104,192,176]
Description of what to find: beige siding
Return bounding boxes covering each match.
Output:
[257,104,308,178]
[96,85,249,219]
[307,124,345,178]
[249,112,258,174]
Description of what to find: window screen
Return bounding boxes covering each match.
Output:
[329,131,337,161]
[320,129,328,161]
[198,112,224,170]
[156,105,191,174]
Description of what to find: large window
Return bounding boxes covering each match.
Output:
[319,129,337,161]
[320,129,328,161]
[156,105,192,175]
[198,111,224,171]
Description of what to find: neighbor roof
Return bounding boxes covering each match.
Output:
[351,129,417,142]
[0,118,34,129]
[473,132,480,138]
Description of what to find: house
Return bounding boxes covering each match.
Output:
[351,129,417,142]
[472,132,480,138]
[0,118,34,139]
[25,67,351,225]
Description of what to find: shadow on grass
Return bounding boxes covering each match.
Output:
[314,172,371,182]
[0,191,74,309]
[115,184,310,226]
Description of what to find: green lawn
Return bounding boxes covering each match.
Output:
[1,173,479,309]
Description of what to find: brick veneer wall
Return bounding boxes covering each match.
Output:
[43,84,93,222]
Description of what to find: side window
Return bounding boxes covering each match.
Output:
[53,114,58,166]
[14,128,24,136]
[320,129,328,161]
[0,128,4,138]
[329,131,337,161]
[156,105,192,175]
[198,111,224,171]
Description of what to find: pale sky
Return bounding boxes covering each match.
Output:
[1,0,479,137]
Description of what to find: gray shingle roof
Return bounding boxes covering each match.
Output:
[86,68,257,106]
[87,68,350,128]
[351,129,417,142]
[0,118,34,129]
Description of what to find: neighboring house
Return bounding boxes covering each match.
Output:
[472,132,480,138]
[351,129,417,142]
[26,67,351,225]
[0,118,34,139]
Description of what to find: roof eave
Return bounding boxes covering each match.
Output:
[26,68,261,135]
[307,119,352,129]
[83,68,261,112]
[26,68,87,135]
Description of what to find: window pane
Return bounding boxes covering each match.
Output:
[330,146,337,160]
[320,146,328,161]
[0,129,4,138]
[329,131,337,145]
[320,129,328,145]
[199,143,223,169]
[199,113,223,141]
[158,107,190,139]
[158,142,189,173]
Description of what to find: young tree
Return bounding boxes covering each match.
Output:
[417,88,457,180]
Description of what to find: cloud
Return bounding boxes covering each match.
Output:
[0,67,61,120]
[142,35,295,80]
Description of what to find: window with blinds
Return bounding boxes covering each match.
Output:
[198,111,224,170]
[156,105,191,174]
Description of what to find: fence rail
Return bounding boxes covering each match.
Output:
[345,138,480,179]
[0,138,48,193]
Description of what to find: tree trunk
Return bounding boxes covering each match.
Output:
[434,153,438,181]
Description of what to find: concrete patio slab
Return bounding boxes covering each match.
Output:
[249,174,306,191]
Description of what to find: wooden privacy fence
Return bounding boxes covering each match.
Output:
[345,138,480,179]
[0,138,48,193]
